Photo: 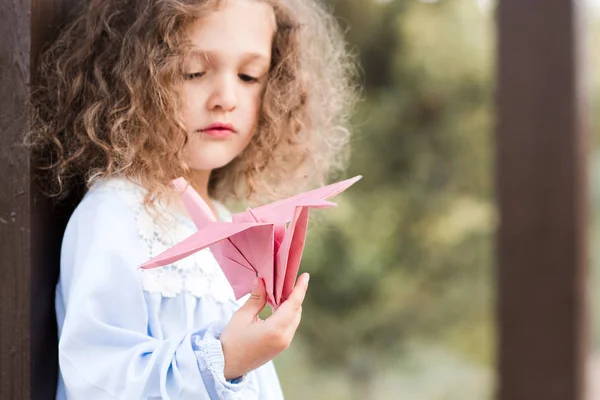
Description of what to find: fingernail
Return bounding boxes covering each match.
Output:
[253,277,259,289]
[305,273,310,284]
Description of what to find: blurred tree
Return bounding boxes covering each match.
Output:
[289,0,496,398]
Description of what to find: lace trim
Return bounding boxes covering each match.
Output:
[94,178,235,301]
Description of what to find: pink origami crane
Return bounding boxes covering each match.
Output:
[140,175,361,308]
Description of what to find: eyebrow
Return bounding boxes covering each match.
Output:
[189,49,270,64]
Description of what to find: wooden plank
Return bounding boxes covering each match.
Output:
[1,0,79,397]
[496,1,588,400]
[0,0,33,397]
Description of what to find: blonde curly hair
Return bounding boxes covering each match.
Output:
[28,0,358,206]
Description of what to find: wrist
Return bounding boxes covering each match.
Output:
[221,339,243,380]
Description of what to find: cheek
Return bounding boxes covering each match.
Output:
[246,90,264,127]
[181,85,202,125]
[245,88,263,112]
[180,91,192,125]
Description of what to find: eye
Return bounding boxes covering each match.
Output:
[238,74,259,83]
[184,72,205,80]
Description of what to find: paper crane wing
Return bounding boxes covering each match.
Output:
[246,175,362,223]
[139,222,262,269]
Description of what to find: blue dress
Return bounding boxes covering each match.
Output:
[55,177,284,399]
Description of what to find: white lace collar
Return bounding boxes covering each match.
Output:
[93,177,236,302]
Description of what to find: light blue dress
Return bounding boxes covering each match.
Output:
[55,177,284,399]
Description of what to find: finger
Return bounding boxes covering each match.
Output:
[284,305,302,340]
[267,273,309,328]
[237,276,267,319]
[284,273,310,306]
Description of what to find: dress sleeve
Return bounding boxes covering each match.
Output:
[57,190,259,400]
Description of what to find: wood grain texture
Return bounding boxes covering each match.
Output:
[1,0,81,397]
[0,0,32,397]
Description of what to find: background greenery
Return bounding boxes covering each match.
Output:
[275,0,600,399]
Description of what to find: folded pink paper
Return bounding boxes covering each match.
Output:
[140,175,361,307]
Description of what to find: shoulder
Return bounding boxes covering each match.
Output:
[63,176,188,253]
[61,177,150,264]
[62,178,144,245]
[59,178,151,298]
[66,177,140,228]
[83,176,147,212]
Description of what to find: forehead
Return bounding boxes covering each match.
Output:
[187,0,276,60]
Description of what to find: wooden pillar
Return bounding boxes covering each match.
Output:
[1,0,79,398]
[496,1,588,400]
[0,0,33,395]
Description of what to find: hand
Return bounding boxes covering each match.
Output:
[219,273,310,380]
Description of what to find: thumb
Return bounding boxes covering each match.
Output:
[239,276,267,316]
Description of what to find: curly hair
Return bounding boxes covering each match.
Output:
[28,0,358,206]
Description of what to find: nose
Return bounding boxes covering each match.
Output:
[206,74,237,112]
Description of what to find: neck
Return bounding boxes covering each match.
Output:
[190,169,211,199]
[188,169,220,220]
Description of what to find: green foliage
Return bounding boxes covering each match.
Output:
[287,0,496,383]
[273,1,600,397]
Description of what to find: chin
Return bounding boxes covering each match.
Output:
[186,153,238,171]
[184,138,250,172]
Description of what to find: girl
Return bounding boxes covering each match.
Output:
[29,0,356,398]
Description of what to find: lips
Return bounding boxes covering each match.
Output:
[199,122,235,139]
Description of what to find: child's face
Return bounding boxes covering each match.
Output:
[181,0,276,173]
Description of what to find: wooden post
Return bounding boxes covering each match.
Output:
[496,1,588,400]
[0,0,34,397]
[1,0,79,398]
